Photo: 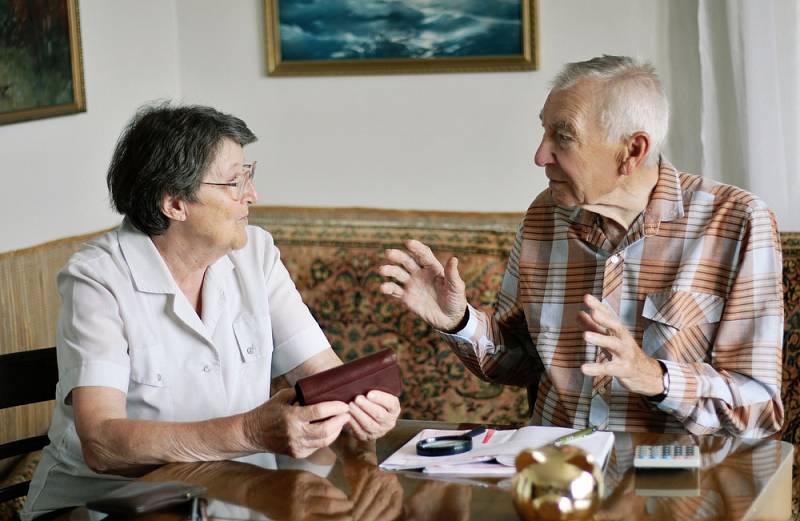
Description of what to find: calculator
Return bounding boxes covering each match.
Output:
[633,444,701,469]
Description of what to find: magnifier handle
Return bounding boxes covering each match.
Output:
[463,426,487,437]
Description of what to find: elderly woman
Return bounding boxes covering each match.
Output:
[22,104,400,519]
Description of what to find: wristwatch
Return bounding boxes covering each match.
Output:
[648,361,669,403]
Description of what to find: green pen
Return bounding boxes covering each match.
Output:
[553,425,598,447]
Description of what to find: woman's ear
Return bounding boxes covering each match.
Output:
[160,194,187,222]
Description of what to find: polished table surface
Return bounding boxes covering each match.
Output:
[59,419,793,521]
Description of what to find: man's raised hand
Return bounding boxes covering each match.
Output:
[378,240,467,332]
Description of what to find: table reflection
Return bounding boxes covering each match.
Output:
[596,432,785,521]
[48,421,790,521]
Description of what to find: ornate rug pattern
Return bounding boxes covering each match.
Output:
[251,207,530,426]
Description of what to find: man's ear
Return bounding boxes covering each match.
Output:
[160,194,188,222]
[619,132,651,176]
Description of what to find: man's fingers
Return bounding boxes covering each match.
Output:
[379,281,404,299]
[378,264,411,284]
[584,331,622,353]
[577,310,606,334]
[581,362,603,376]
[405,240,444,272]
[444,256,464,289]
[384,248,422,274]
[582,361,624,377]
[582,295,623,335]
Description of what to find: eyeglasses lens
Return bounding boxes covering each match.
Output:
[237,162,256,199]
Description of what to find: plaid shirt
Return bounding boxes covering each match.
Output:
[444,159,783,438]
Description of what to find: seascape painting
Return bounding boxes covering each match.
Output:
[0,0,85,125]
[265,0,537,75]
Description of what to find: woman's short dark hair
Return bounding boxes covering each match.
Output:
[106,102,257,235]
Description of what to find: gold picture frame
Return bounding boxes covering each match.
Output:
[264,0,538,76]
[0,0,86,125]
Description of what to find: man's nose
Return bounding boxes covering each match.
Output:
[534,137,552,167]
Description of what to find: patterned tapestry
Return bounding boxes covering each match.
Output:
[250,207,530,426]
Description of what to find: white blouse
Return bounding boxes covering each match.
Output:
[23,220,329,519]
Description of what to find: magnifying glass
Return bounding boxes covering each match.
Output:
[416,426,487,457]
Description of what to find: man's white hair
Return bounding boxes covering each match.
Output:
[552,55,669,166]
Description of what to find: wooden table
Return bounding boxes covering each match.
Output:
[57,419,793,520]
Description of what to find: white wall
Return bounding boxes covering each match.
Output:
[176,0,701,212]
[0,0,180,252]
[1,0,707,253]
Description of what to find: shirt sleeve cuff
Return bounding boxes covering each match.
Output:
[655,359,697,415]
[271,327,331,376]
[440,304,480,340]
[60,361,131,404]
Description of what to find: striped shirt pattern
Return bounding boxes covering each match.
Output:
[443,159,783,438]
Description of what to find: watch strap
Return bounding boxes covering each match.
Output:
[647,360,669,403]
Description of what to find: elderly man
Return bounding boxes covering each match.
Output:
[379,55,783,438]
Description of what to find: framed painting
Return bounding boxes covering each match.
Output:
[264,0,538,76]
[0,0,86,125]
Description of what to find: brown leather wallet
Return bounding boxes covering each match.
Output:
[295,348,402,405]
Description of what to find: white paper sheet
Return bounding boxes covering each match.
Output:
[380,426,615,477]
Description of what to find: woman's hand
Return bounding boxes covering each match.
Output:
[347,390,401,441]
[243,388,350,459]
[345,458,403,521]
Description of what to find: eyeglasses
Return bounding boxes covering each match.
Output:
[201,161,257,200]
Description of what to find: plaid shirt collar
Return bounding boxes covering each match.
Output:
[564,156,685,252]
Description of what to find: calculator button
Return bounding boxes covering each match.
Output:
[634,444,701,469]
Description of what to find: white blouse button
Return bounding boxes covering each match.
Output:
[203,365,210,373]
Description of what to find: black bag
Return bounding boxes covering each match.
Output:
[86,480,206,516]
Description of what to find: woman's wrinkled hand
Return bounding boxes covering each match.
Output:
[347,390,401,441]
[243,388,350,459]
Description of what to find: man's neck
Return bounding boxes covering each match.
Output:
[583,163,660,234]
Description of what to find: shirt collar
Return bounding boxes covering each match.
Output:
[564,156,685,230]
[638,157,685,236]
[118,218,234,295]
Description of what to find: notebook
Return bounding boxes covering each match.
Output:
[380,426,615,477]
